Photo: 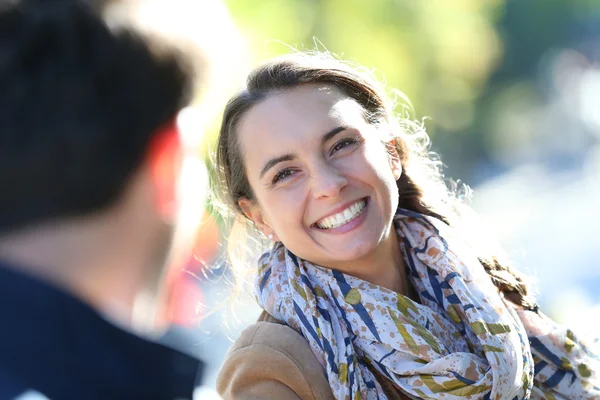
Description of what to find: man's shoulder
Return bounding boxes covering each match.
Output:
[0,367,49,400]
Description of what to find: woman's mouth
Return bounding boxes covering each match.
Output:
[315,198,368,230]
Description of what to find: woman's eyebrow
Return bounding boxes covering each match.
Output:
[259,154,295,179]
[321,126,347,145]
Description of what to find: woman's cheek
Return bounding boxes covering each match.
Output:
[271,186,302,214]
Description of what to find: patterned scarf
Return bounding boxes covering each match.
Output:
[255,209,599,400]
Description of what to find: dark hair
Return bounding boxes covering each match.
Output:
[0,0,192,231]
[215,52,536,310]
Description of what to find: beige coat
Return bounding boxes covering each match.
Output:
[217,311,409,399]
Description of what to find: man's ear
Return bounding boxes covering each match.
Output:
[386,139,402,180]
[238,197,280,242]
[147,120,182,220]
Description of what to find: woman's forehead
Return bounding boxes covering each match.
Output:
[238,84,365,138]
[235,85,368,174]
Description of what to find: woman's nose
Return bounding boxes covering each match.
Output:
[310,164,348,199]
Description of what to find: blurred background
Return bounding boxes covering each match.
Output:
[105,0,600,388]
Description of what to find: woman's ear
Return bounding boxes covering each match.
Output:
[238,197,280,242]
[386,139,402,180]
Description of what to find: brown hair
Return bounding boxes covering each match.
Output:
[213,52,536,310]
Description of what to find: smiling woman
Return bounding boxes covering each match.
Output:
[234,84,405,287]
[212,52,599,400]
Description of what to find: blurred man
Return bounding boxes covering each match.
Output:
[0,0,205,398]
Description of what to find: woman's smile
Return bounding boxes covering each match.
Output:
[312,197,369,233]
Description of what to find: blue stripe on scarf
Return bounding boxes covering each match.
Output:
[333,271,382,342]
[301,272,335,324]
[534,360,547,375]
[570,370,578,385]
[396,208,427,219]
[258,267,271,292]
[529,337,564,367]
[298,273,335,327]
[358,359,377,389]
[441,272,461,289]
[344,334,353,347]
[421,290,438,304]
[446,294,461,304]
[330,285,354,329]
[317,305,332,323]
[288,250,301,267]
[365,379,377,389]
[359,358,389,385]
[293,301,324,351]
[414,235,435,254]
[446,272,460,282]
[379,348,396,364]
[449,370,477,385]
[312,315,321,337]
[347,354,356,391]
[545,369,567,388]
[352,301,381,341]
[321,336,338,374]
[439,235,449,253]
[300,272,315,293]
[373,359,393,381]
[410,227,449,256]
[427,268,445,307]
[402,237,421,278]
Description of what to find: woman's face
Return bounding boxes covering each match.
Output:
[237,84,401,271]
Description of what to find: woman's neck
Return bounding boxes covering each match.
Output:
[338,229,410,295]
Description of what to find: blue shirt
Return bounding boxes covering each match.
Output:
[0,261,204,399]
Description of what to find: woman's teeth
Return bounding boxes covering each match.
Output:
[316,199,366,229]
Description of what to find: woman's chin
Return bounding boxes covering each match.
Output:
[315,238,380,268]
[314,225,390,264]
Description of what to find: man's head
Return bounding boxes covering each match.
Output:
[0,0,193,325]
[0,0,191,231]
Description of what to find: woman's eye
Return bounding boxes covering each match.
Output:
[272,168,296,184]
[330,138,358,155]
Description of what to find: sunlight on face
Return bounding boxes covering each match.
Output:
[237,84,401,272]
